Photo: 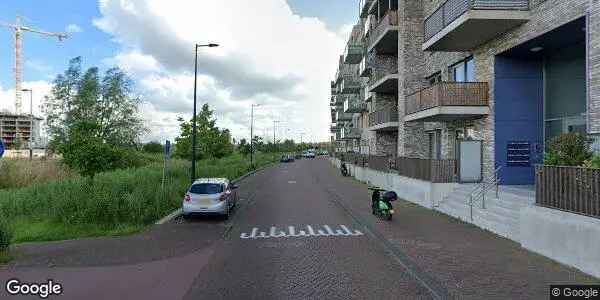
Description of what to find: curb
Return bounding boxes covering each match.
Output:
[154,160,279,225]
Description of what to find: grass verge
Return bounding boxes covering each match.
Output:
[0,152,281,244]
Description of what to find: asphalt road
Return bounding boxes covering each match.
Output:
[0,157,436,300]
[2,157,592,299]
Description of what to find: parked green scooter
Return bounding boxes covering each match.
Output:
[368,186,397,221]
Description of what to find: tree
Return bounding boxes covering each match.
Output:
[59,122,141,178]
[44,57,145,177]
[238,138,251,156]
[142,141,164,153]
[174,104,234,160]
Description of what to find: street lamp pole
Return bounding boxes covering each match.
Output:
[21,88,33,160]
[250,104,260,168]
[191,43,219,183]
[273,120,281,152]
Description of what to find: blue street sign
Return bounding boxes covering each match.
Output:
[0,140,4,158]
[165,140,171,158]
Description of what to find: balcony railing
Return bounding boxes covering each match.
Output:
[336,111,353,122]
[359,0,375,17]
[344,42,364,65]
[405,82,489,115]
[341,127,362,140]
[344,95,366,113]
[359,56,371,77]
[424,0,529,49]
[368,10,398,52]
[368,107,399,127]
[340,75,361,93]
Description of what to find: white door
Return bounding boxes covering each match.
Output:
[459,140,482,182]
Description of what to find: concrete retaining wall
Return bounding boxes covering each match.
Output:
[520,206,600,278]
[332,157,456,209]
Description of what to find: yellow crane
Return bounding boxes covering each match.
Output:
[1,16,67,114]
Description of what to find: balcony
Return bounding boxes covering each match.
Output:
[340,75,361,93]
[343,95,366,114]
[334,131,342,141]
[368,107,399,131]
[359,57,371,77]
[336,111,353,122]
[404,82,490,122]
[368,10,398,54]
[423,0,530,51]
[369,69,399,94]
[333,95,344,105]
[330,124,341,133]
[344,41,364,64]
[341,127,362,140]
[359,0,375,18]
[360,88,373,103]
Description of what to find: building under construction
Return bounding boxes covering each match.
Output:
[0,112,43,149]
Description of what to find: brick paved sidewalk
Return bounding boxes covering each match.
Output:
[313,159,597,300]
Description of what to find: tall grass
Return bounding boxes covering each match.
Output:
[0,159,77,189]
[0,152,280,243]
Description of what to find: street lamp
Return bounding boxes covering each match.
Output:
[191,43,219,183]
[250,104,260,168]
[273,120,281,152]
[21,88,33,160]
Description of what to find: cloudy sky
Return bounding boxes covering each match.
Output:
[0,0,359,143]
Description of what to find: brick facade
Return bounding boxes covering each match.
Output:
[331,0,600,174]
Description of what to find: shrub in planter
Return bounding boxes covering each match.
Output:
[544,133,592,167]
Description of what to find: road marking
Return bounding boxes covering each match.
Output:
[288,180,296,184]
[240,225,363,239]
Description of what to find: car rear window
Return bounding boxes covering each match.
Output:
[189,183,223,194]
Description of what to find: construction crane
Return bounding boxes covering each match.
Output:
[1,16,67,114]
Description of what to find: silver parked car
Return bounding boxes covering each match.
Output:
[183,178,239,218]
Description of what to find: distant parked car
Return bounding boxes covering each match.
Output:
[294,153,303,159]
[280,154,294,163]
[183,178,239,219]
[303,151,316,159]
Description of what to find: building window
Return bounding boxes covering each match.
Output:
[450,57,475,82]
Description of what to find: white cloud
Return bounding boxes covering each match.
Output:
[65,24,83,33]
[0,81,53,116]
[94,0,346,142]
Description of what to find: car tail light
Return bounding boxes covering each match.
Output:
[184,193,191,202]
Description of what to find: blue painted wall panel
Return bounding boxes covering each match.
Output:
[494,56,544,185]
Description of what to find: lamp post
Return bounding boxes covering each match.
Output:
[250,104,260,168]
[21,88,33,160]
[273,120,281,152]
[191,43,219,183]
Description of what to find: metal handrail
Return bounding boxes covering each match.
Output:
[468,166,502,220]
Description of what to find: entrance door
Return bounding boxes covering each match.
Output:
[459,140,482,182]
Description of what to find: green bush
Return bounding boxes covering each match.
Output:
[0,218,13,251]
[544,133,592,166]
[142,142,164,154]
[589,155,600,169]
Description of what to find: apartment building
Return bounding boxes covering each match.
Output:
[0,112,43,149]
[331,0,600,185]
